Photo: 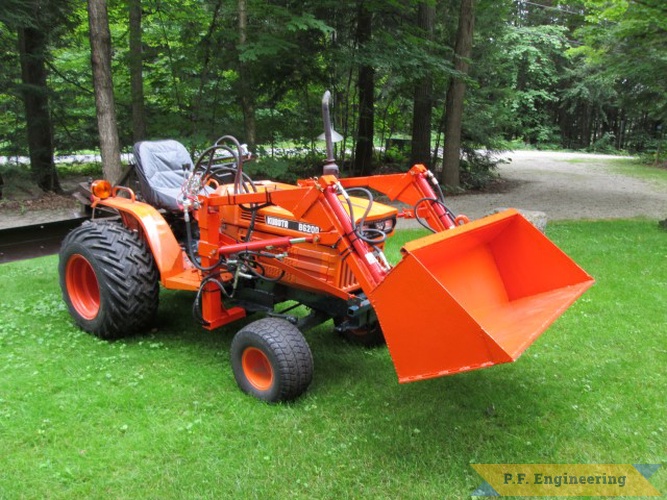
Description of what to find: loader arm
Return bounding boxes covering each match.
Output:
[339,164,459,231]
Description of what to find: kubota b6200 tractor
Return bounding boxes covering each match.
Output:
[59,92,594,402]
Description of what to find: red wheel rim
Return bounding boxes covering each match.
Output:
[242,347,274,391]
[65,254,100,320]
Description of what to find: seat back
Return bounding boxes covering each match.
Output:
[133,140,193,211]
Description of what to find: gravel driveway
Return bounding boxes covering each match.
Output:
[437,150,666,222]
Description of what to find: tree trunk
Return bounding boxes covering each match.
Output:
[441,0,475,188]
[354,2,374,175]
[238,0,256,151]
[191,0,223,138]
[88,0,123,184]
[17,26,61,193]
[129,0,146,143]
[410,1,435,168]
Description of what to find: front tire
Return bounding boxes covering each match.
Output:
[59,220,159,339]
[230,318,313,403]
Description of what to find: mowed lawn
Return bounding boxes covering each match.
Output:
[0,219,665,498]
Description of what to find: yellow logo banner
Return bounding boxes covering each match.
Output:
[471,464,661,496]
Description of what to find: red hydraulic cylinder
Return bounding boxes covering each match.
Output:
[322,184,386,286]
[218,235,314,256]
[413,171,456,230]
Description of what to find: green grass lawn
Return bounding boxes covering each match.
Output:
[567,156,667,190]
[0,220,665,497]
[607,158,667,189]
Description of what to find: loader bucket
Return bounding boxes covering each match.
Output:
[369,209,594,383]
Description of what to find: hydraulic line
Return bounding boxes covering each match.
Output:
[182,202,225,272]
[323,184,385,285]
[414,171,457,230]
[345,186,388,245]
[192,272,233,325]
[414,197,458,233]
[215,134,249,195]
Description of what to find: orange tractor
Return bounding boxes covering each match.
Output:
[59,92,594,402]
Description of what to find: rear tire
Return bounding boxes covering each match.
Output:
[59,220,159,340]
[231,318,313,403]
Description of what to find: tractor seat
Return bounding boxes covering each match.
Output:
[133,140,194,211]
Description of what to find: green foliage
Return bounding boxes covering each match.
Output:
[458,148,502,190]
[570,0,667,148]
[2,0,667,192]
[576,0,667,117]
[0,220,665,496]
[383,144,411,170]
[0,0,82,157]
[587,131,617,154]
[496,24,571,144]
[251,146,323,183]
[0,28,25,157]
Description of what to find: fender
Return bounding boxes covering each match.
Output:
[92,196,199,290]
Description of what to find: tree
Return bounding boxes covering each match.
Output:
[88,0,122,183]
[128,0,146,142]
[441,0,475,188]
[237,0,256,151]
[573,0,667,148]
[410,0,435,168]
[18,24,62,193]
[501,24,570,144]
[231,0,332,149]
[6,0,667,195]
[3,0,66,193]
[353,1,374,175]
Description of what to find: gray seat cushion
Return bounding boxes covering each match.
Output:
[133,140,193,211]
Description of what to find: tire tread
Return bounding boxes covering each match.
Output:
[231,318,313,402]
[59,220,159,339]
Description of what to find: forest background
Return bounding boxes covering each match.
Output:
[1,0,665,194]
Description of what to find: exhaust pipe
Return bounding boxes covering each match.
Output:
[321,91,340,177]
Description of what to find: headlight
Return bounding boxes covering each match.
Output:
[364,216,396,234]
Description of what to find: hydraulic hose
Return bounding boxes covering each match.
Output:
[345,186,388,245]
[183,206,225,272]
[413,197,459,233]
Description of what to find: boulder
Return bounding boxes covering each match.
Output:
[488,207,548,233]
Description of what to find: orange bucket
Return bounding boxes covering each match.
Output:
[369,209,594,383]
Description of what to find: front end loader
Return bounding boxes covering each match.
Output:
[59,92,594,402]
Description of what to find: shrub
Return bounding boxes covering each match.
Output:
[250,147,323,183]
[458,148,503,190]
